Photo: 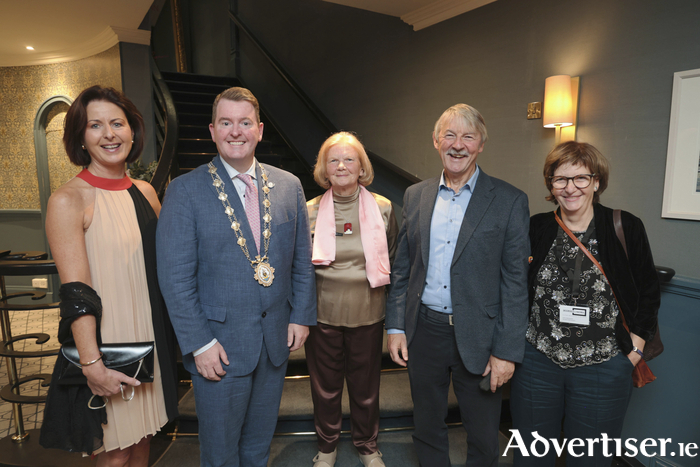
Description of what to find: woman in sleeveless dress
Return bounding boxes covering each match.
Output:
[40,86,178,466]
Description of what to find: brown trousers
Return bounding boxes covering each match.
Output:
[305,321,384,455]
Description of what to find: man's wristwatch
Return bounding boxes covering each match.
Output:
[632,346,644,359]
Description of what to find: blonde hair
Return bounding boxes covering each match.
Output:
[313,132,374,189]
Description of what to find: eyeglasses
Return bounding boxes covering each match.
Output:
[549,174,596,189]
[327,157,357,167]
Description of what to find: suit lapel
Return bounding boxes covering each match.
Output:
[451,170,495,267]
[252,162,267,257]
[419,178,440,269]
[210,156,260,256]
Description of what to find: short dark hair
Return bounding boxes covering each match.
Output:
[211,87,260,124]
[63,85,145,166]
[543,141,609,204]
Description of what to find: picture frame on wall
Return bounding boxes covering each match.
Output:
[662,68,700,221]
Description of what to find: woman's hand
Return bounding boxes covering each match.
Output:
[627,331,646,367]
[82,360,141,397]
[626,351,642,367]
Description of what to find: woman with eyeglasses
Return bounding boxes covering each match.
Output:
[510,141,660,466]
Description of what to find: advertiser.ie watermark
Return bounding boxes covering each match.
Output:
[503,430,698,458]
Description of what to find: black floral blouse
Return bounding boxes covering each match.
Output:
[526,225,620,368]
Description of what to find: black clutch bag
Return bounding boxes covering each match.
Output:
[58,341,155,385]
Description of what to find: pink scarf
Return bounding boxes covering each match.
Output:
[312,186,391,287]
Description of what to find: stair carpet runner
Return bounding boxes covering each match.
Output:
[175,335,459,436]
[152,335,506,467]
[160,72,324,201]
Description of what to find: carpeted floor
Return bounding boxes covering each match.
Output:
[0,308,636,467]
[270,429,515,467]
[152,428,515,467]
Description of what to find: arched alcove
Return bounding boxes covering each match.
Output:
[33,95,73,297]
[34,95,74,224]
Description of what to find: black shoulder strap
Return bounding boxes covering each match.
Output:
[613,209,628,259]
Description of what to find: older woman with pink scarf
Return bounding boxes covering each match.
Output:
[306,132,398,467]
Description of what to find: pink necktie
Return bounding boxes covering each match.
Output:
[236,174,261,252]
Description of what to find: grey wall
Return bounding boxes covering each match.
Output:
[120,42,157,164]
[188,0,233,76]
[0,211,50,295]
[621,277,700,467]
[152,0,178,72]
[229,0,700,279]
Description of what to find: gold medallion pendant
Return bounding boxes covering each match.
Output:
[254,261,275,287]
[208,161,276,288]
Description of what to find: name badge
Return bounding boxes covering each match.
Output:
[559,304,590,326]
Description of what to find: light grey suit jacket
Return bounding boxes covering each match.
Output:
[385,169,530,374]
[156,156,317,376]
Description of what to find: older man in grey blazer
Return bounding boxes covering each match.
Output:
[157,87,316,467]
[386,104,529,467]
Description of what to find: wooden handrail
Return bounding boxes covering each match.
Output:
[149,55,180,197]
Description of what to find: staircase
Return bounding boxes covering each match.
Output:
[151,334,487,466]
[174,335,460,434]
[160,71,324,200]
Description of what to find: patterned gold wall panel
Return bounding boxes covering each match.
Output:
[0,45,121,210]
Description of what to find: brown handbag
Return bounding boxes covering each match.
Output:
[555,212,658,388]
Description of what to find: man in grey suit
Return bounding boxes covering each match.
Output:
[156,87,316,467]
[386,104,529,467]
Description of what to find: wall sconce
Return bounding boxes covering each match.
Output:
[542,75,579,145]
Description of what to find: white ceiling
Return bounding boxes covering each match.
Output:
[0,0,153,66]
[324,0,438,17]
[0,0,495,67]
[323,0,497,30]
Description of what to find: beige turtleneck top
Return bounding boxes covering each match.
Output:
[306,187,398,327]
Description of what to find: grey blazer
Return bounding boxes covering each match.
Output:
[385,169,530,374]
[156,156,317,376]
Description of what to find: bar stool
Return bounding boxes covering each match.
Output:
[0,250,93,466]
[0,251,58,441]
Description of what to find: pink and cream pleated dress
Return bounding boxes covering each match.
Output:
[82,173,168,451]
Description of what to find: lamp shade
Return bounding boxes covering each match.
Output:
[543,75,574,128]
